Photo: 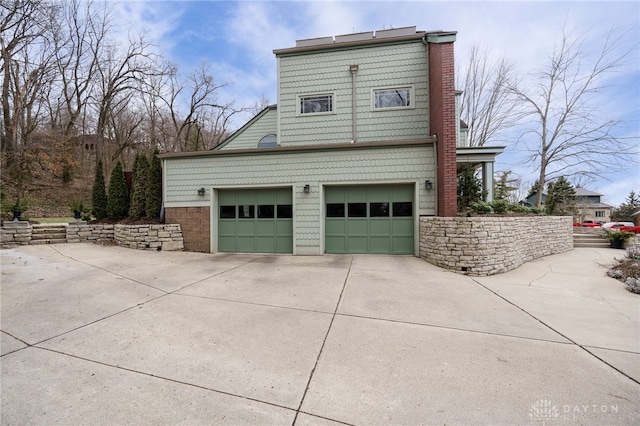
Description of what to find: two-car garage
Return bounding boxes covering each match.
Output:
[216,184,414,255]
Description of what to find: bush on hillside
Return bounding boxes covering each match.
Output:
[107,161,129,220]
[129,154,149,219]
[146,149,162,219]
[92,160,108,220]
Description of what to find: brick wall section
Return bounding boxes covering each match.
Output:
[428,40,457,217]
[164,207,210,252]
[419,216,574,276]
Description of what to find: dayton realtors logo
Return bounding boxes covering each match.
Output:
[529,398,625,424]
[529,399,560,425]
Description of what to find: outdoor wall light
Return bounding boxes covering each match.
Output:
[425,180,433,190]
[197,187,205,196]
[303,184,310,193]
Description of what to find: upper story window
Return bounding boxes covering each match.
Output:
[373,86,413,110]
[257,134,277,148]
[298,93,334,115]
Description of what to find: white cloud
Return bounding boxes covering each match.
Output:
[111,1,186,53]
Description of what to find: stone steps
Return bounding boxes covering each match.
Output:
[573,232,609,248]
[31,224,67,245]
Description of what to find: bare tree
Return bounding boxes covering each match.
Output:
[507,27,639,207]
[1,0,54,156]
[92,33,167,168]
[1,0,59,198]
[155,62,246,152]
[458,45,519,147]
[49,0,107,138]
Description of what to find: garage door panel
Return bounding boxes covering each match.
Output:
[325,236,346,253]
[218,188,293,253]
[218,236,236,251]
[370,236,392,253]
[392,218,413,234]
[326,219,346,234]
[237,221,256,235]
[276,220,293,234]
[325,184,414,254]
[276,236,293,253]
[370,219,391,234]
[256,221,276,235]
[392,237,414,254]
[347,236,368,252]
[346,219,367,234]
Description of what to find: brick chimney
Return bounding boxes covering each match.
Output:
[427,32,458,217]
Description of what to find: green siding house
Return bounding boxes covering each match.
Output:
[160,26,465,255]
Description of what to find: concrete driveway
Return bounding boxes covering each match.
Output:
[1,244,638,425]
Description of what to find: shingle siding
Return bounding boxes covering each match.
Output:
[218,108,278,150]
[278,42,429,145]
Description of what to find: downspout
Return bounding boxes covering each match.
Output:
[350,64,359,142]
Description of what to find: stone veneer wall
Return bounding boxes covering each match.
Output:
[419,216,574,276]
[164,207,210,252]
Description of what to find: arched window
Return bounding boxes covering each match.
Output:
[257,134,277,148]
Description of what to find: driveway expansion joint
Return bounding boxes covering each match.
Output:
[469,277,640,386]
[292,256,354,426]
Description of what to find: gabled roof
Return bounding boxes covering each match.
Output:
[574,188,603,197]
[214,105,277,151]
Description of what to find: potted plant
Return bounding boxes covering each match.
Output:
[11,199,27,221]
[606,230,634,249]
[69,200,86,220]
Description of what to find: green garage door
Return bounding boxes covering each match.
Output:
[218,188,293,253]
[325,184,414,254]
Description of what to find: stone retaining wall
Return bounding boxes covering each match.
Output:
[1,221,184,251]
[0,221,32,246]
[419,216,573,276]
[114,224,184,251]
[67,223,115,243]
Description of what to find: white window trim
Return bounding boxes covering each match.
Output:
[371,85,415,111]
[297,92,335,116]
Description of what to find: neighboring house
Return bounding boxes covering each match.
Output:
[524,188,613,222]
[159,26,503,255]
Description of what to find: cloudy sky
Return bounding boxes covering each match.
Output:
[112,0,639,206]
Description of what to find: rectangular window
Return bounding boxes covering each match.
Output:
[258,205,275,219]
[327,203,345,218]
[299,94,333,114]
[392,202,413,217]
[370,202,390,217]
[277,204,293,219]
[348,203,367,218]
[595,211,606,218]
[373,87,412,110]
[220,205,236,219]
[238,205,255,219]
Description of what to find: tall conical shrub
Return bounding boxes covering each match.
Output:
[129,154,149,219]
[107,161,129,220]
[146,149,162,219]
[91,160,108,219]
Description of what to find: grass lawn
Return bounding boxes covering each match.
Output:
[30,217,76,223]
